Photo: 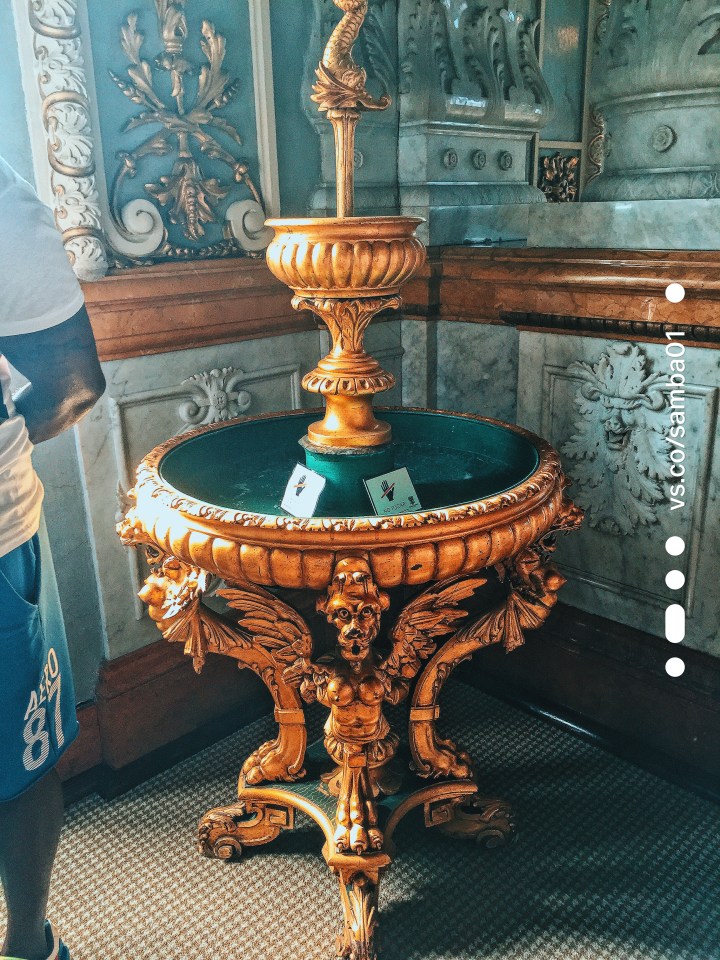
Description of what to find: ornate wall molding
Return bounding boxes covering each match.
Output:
[585,0,720,201]
[397,0,553,237]
[399,0,552,128]
[561,344,667,535]
[107,0,272,264]
[503,312,720,348]
[14,0,109,280]
[402,246,720,340]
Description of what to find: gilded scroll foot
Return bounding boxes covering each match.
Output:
[410,728,474,781]
[335,869,381,960]
[437,795,516,848]
[198,799,295,861]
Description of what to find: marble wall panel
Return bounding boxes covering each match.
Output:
[434,322,519,423]
[1,4,34,183]
[77,330,325,661]
[33,430,106,703]
[541,0,588,144]
[518,332,720,656]
[401,318,437,409]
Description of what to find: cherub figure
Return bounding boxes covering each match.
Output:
[315,557,402,853]
[222,557,486,855]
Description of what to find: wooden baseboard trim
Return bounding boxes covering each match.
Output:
[59,640,271,800]
[460,602,720,797]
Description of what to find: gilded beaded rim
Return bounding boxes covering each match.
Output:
[133,408,563,534]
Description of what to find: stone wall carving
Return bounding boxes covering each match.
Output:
[397,0,552,238]
[25,0,109,280]
[179,368,253,428]
[561,344,667,535]
[108,0,271,263]
[585,0,720,200]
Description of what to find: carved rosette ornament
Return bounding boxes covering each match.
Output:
[26,0,109,280]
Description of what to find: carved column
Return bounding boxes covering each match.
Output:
[19,0,109,280]
[398,0,553,242]
[585,0,720,201]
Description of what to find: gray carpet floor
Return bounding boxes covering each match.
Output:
[5,682,719,960]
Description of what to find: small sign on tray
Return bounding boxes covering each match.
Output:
[364,467,421,517]
[281,464,326,518]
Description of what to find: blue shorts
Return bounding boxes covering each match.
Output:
[0,519,78,802]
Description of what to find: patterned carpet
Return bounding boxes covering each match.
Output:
[4,682,718,960]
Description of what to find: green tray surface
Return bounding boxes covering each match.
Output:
[244,740,439,825]
[159,410,539,519]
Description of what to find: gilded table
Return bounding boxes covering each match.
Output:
[118,407,582,958]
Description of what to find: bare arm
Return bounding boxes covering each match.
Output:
[0,304,106,443]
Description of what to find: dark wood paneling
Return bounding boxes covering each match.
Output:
[58,641,270,796]
[461,602,720,792]
[82,259,316,362]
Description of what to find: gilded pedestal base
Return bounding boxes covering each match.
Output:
[120,496,581,959]
[197,768,513,960]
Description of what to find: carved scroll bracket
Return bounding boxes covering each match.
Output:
[17,0,109,280]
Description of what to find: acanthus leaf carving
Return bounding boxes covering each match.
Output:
[179,367,252,429]
[562,343,668,535]
[26,0,109,280]
[108,0,266,262]
[400,0,552,129]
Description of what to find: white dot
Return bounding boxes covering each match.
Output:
[665,282,686,303]
[665,657,686,678]
[666,569,685,590]
[665,536,685,556]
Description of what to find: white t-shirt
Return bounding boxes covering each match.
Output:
[0,157,85,558]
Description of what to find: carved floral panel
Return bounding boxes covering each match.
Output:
[561,344,667,535]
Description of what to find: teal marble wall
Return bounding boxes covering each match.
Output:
[1,5,34,184]
[541,0,588,144]
[269,1,322,217]
[87,0,262,253]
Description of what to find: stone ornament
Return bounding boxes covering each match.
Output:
[108,0,269,262]
[179,368,253,428]
[443,148,459,169]
[25,0,109,280]
[651,124,677,153]
[471,149,487,170]
[498,151,513,170]
[562,344,668,535]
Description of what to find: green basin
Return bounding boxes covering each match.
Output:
[158,410,539,520]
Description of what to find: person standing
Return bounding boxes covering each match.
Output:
[0,156,105,960]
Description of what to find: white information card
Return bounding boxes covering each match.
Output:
[364,467,421,517]
[281,464,327,518]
